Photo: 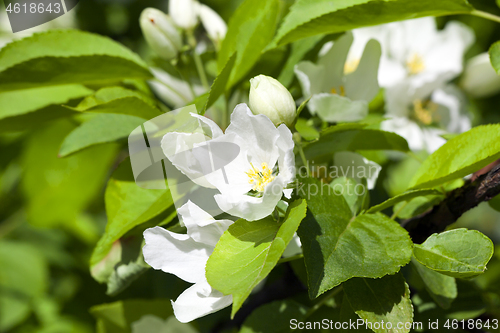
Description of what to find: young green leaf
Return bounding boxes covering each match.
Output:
[90,299,173,333]
[408,125,500,189]
[0,30,152,91]
[0,85,91,132]
[490,41,500,75]
[297,177,413,298]
[206,199,307,318]
[90,159,174,269]
[240,300,308,333]
[204,53,237,112]
[272,0,473,47]
[59,114,147,157]
[413,229,494,278]
[303,126,409,163]
[217,0,279,87]
[343,274,413,333]
[411,258,457,309]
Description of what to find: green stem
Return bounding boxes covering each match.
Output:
[390,201,409,220]
[297,142,311,177]
[187,32,209,90]
[277,254,304,264]
[305,286,343,319]
[471,10,500,24]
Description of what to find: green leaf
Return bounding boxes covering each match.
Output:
[90,299,172,333]
[90,159,174,271]
[408,125,500,189]
[303,125,409,162]
[295,118,320,141]
[413,229,494,278]
[217,0,279,87]
[367,189,442,214]
[204,53,237,112]
[72,87,162,120]
[490,41,500,75]
[0,30,152,91]
[59,114,146,157]
[0,85,92,132]
[272,0,473,47]
[206,199,307,318]
[132,316,198,333]
[240,300,308,333]
[344,274,413,333]
[278,35,324,87]
[489,194,500,212]
[22,120,118,232]
[297,177,413,298]
[411,257,457,309]
[0,295,31,332]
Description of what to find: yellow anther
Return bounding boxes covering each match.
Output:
[247,162,275,192]
[330,85,346,97]
[344,58,360,74]
[406,53,425,75]
[413,99,438,125]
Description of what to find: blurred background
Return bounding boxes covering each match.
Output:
[1,0,500,332]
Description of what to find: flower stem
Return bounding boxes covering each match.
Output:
[277,254,304,264]
[187,31,210,90]
[471,10,500,24]
[297,141,311,177]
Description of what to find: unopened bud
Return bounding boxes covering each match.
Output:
[169,0,198,30]
[461,52,500,98]
[198,4,227,45]
[140,8,182,60]
[249,75,297,127]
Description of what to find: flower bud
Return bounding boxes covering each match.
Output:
[140,8,182,60]
[169,0,199,30]
[249,75,297,127]
[461,52,500,98]
[198,4,227,45]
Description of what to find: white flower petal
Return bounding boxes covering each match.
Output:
[333,152,382,190]
[172,281,232,323]
[345,39,381,102]
[309,93,368,123]
[461,52,500,98]
[198,4,227,43]
[282,233,302,258]
[178,201,233,247]
[143,226,211,283]
[318,32,353,90]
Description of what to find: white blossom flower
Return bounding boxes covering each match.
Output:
[333,152,382,190]
[161,104,295,221]
[143,201,233,323]
[461,52,500,98]
[382,84,471,153]
[249,75,297,127]
[381,17,474,95]
[295,32,381,123]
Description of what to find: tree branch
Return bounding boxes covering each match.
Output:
[402,163,500,244]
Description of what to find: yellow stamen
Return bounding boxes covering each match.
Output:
[330,86,346,96]
[406,53,425,75]
[344,58,360,74]
[413,99,438,125]
[246,162,275,192]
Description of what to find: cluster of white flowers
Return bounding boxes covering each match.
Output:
[143,77,298,323]
[297,17,500,153]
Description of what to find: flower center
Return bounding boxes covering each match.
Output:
[406,53,425,75]
[413,99,438,125]
[246,162,275,192]
[330,86,346,96]
[344,58,360,74]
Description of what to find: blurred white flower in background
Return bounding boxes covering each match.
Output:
[461,52,500,98]
[143,201,233,323]
[295,32,381,123]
